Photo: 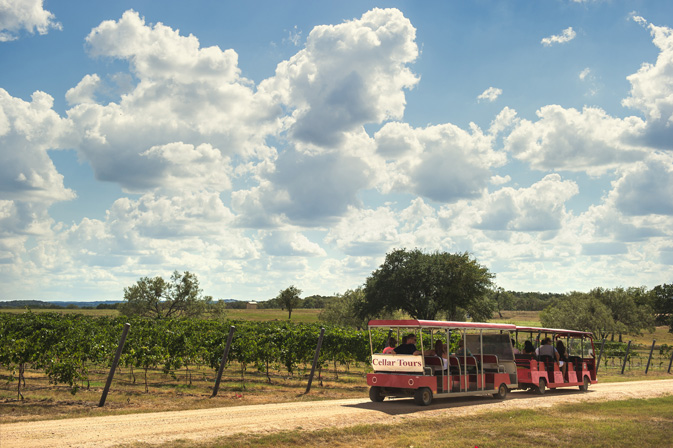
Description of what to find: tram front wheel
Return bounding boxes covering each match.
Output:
[414,387,433,406]
[537,378,547,395]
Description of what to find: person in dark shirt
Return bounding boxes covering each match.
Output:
[394,334,421,355]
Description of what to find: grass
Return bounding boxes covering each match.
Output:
[490,310,542,327]
[122,395,673,448]
[225,308,321,323]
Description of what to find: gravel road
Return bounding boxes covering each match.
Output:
[2,379,672,448]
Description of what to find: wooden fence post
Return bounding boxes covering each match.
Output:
[211,326,236,398]
[620,340,631,375]
[668,349,673,374]
[596,338,606,373]
[305,327,325,394]
[645,340,656,374]
[99,323,130,407]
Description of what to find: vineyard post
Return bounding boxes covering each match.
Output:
[620,340,631,375]
[305,327,325,394]
[645,340,656,374]
[596,338,606,373]
[211,325,235,398]
[99,322,130,407]
[668,349,673,374]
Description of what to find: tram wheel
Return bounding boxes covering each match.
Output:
[414,387,433,406]
[369,386,385,402]
[493,383,508,399]
[579,376,590,392]
[537,378,547,395]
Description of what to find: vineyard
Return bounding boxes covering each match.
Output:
[0,312,386,404]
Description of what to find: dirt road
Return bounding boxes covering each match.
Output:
[2,379,672,448]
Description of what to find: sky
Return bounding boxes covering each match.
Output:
[1,0,672,302]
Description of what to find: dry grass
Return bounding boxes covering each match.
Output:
[225,308,321,323]
[123,395,673,448]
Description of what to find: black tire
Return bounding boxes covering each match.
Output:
[493,383,508,399]
[369,386,385,402]
[579,376,590,392]
[537,378,547,395]
[414,387,433,406]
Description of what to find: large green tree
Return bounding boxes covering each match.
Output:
[540,292,618,339]
[120,271,210,319]
[359,249,494,321]
[276,285,301,319]
[590,287,655,341]
[651,283,673,330]
[319,288,369,329]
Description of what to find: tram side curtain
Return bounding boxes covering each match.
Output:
[465,333,514,361]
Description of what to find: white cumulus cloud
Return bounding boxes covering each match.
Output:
[478,87,502,102]
[0,0,61,42]
[541,27,576,46]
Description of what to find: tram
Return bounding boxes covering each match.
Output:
[366,320,597,405]
[366,320,518,405]
[514,326,597,394]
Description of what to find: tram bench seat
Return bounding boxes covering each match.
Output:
[480,354,505,373]
[423,356,446,374]
[515,354,536,368]
[539,355,560,373]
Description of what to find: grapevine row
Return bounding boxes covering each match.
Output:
[0,312,386,396]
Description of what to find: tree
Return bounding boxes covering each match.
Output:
[359,249,494,320]
[276,285,301,319]
[590,287,655,341]
[119,271,209,319]
[651,283,673,328]
[540,292,618,339]
[319,289,369,329]
[490,287,514,318]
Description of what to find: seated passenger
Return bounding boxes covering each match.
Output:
[427,339,448,370]
[536,338,560,365]
[452,339,472,357]
[394,334,421,355]
[382,337,397,354]
[523,340,536,356]
[511,338,521,354]
[556,339,568,377]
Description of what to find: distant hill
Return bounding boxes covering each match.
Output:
[0,300,122,309]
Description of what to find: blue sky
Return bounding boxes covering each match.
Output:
[1,0,672,302]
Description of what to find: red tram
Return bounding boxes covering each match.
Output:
[514,326,597,394]
[367,320,519,405]
[366,320,597,405]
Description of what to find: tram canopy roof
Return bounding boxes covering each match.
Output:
[516,326,593,337]
[368,319,516,331]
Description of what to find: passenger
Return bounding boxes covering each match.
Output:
[382,337,396,354]
[523,340,536,356]
[556,340,568,377]
[435,340,448,370]
[452,339,472,357]
[536,338,560,365]
[393,334,421,355]
[511,338,521,355]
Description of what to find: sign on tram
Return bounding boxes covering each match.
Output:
[372,354,424,372]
